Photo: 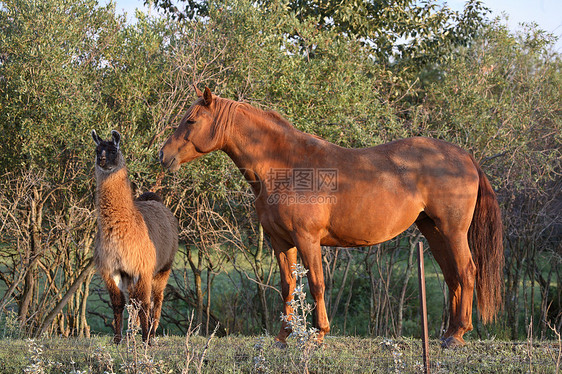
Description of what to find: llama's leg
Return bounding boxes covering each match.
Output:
[151,268,171,339]
[101,272,126,344]
[131,274,153,343]
[293,234,330,344]
[274,246,297,347]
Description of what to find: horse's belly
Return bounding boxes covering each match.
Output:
[322,220,416,247]
[322,197,422,247]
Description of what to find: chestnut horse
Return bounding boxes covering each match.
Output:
[160,87,503,348]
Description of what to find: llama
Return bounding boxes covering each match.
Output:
[92,129,178,344]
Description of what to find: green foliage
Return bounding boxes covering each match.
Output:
[422,18,561,162]
[0,0,176,183]
[0,0,115,171]
[151,0,489,68]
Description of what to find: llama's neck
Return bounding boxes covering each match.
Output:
[95,167,136,218]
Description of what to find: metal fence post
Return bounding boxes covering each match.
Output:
[417,241,431,374]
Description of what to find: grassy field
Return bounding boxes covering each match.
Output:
[1,245,559,373]
[0,334,559,373]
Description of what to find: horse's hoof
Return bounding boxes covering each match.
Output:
[273,340,288,349]
[441,336,465,349]
[113,336,122,345]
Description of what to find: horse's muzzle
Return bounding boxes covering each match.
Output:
[159,150,180,172]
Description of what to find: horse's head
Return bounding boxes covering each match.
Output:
[92,129,125,173]
[160,87,223,172]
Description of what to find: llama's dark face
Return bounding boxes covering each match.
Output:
[92,130,124,173]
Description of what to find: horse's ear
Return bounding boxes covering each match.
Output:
[111,130,121,149]
[194,84,203,98]
[203,86,213,106]
[92,130,101,145]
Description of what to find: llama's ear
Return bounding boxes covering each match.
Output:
[91,130,101,145]
[194,84,203,98]
[203,86,213,106]
[111,130,121,149]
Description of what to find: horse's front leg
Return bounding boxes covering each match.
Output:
[274,245,298,347]
[293,234,330,344]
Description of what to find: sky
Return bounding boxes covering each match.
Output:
[109,0,562,52]
[448,0,562,51]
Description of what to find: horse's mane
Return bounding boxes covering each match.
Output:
[186,95,322,144]
[236,101,295,131]
[237,102,330,142]
[228,98,329,142]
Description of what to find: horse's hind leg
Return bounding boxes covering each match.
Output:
[442,231,476,348]
[151,268,171,339]
[416,216,476,348]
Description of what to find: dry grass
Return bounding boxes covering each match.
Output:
[0,334,558,373]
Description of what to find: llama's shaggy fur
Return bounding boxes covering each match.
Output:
[92,130,178,344]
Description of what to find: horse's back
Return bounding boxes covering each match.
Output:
[371,137,480,229]
[364,136,472,166]
[316,137,480,245]
[358,137,479,188]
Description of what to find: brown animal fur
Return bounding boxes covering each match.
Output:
[93,130,178,344]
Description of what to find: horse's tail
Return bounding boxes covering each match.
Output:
[468,157,504,324]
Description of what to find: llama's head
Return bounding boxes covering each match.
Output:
[92,130,125,173]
